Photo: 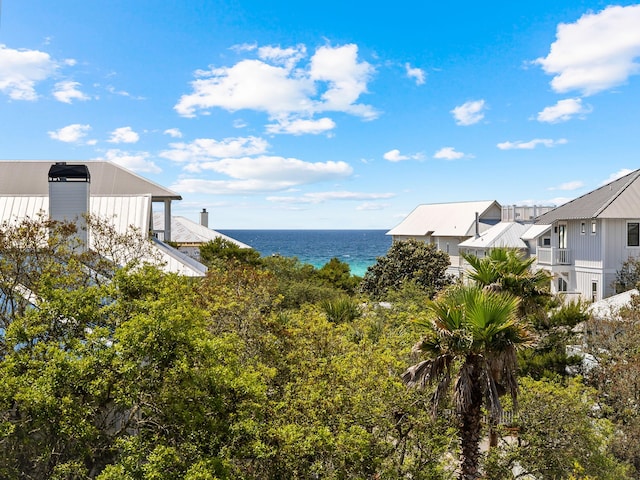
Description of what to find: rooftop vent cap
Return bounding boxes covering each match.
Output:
[48,163,91,182]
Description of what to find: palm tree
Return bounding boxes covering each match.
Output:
[402,284,533,480]
[461,247,550,316]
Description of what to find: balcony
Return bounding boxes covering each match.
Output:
[536,247,571,266]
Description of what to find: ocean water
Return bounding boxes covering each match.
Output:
[219,229,392,277]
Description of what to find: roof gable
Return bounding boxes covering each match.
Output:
[536,169,640,223]
[387,200,501,237]
[152,213,251,248]
[0,161,180,200]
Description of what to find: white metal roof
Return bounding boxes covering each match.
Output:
[458,222,529,249]
[386,200,501,237]
[152,213,251,248]
[536,169,640,222]
[0,195,151,236]
[151,238,208,276]
[0,161,180,200]
[520,223,551,241]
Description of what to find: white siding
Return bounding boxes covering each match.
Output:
[604,218,640,267]
[567,219,602,269]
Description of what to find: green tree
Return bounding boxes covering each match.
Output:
[317,257,361,293]
[259,255,342,309]
[360,239,453,300]
[582,303,640,474]
[613,255,640,293]
[402,284,532,480]
[199,237,262,267]
[484,377,631,479]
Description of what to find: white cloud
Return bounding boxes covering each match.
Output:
[266,116,336,135]
[547,196,573,206]
[108,126,139,144]
[160,136,269,163]
[97,149,161,174]
[535,5,640,95]
[0,45,59,100]
[171,156,353,195]
[383,149,424,162]
[600,168,634,185]
[171,178,294,195]
[538,98,592,123]
[405,63,426,85]
[106,85,144,100]
[175,58,314,117]
[547,180,584,191]
[267,191,394,204]
[174,43,377,128]
[48,123,91,143]
[537,98,592,123]
[163,128,183,138]
[309,44,377,118]
[52,80,90,103]
[192,156,352,183]
[230,42,257,53]
[258,44,307,69]
[451,99,486,126]
[356,202,389,211]
[433,147,467,160]
[497,138,568,150]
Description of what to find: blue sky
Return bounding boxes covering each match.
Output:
[1,1,640,229]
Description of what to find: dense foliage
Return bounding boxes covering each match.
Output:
[613,255,640,293]
[360,239,453,299]
[0,221,637,478]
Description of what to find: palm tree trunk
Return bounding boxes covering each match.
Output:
[457,359,484,480]
[458,400,482,480]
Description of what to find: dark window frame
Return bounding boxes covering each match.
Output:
[628,222,640,247]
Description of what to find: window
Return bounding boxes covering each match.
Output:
[558,277,568,292]
[628,222,640,247]
[591,221,596,235]
[591,281,598,302]
[542,237,551,247]
[558,224,567,249]
[581,222,586,234]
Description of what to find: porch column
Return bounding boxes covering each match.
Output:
[164,199,172,242]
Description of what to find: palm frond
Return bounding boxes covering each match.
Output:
[401,359,433,388]
[455,361,476,413]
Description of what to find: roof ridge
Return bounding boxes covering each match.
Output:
[593,169,640,217]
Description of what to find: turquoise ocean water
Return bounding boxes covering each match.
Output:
[219,229,392,277]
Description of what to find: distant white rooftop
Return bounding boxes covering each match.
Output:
[520,223,551,241]
[152,213,251,249]
[387,200,501,237]
[458,222,529,249]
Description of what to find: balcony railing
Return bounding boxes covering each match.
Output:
[536,247,571,266]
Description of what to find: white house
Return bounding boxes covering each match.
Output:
[152,211,251,262]
[386,200,502,275]
[0,160,215,277]
[534,168,640,302]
